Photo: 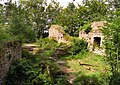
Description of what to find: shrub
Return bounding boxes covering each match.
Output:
[109,72,120,85]
[5,59,32,85]
[36,38,57,49]
[22,49,33,58]
[5,53,67,85]
[36,38,59,57]
[69,38,88,55]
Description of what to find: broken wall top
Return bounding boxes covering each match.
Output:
[49,25,70,42]
[91,21,107,32]
[50,25,65,34]
[49,25,69,37]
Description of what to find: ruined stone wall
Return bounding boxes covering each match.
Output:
[0,42,22,81]
[49,25,70,43]
[79,21,106,55]
[49,26,63,40]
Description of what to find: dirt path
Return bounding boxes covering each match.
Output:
[56,60,76,84]
[60,65,75,84]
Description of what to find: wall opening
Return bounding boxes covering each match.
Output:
[94,37,101,47]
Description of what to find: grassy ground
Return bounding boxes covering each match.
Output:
[61,52,110,85]
[23,43,110,85]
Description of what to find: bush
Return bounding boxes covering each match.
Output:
[36,38,59,57]
[22,49,33,58]
[36,38,57,49]
[69,38,88,55]
[5,53,67,85]
[5,59,32,85]
[109,72,120,85]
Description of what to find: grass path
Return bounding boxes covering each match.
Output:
[59,53,110,84]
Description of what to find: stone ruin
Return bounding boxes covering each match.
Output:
[79,21,107,55]
[49,21,106,55]
[0,42,22,83]
[49,25,70,43]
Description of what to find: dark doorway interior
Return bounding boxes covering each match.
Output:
[94,37,101,47]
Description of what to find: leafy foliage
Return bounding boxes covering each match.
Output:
[20,0,62,39]
[103,16,120,84]
[37,38,57,49]
[0,2,36,44]
[53,0,109,36]
[0,28,13,43]
[5,52,67,85]
[0,6,15,45]
[69,38,88,55]
[80,23,92,34]
[36,38,58,57]
[7,3,36,42]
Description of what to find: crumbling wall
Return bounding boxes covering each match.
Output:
[49,25,70,43]
[79,21,106,55]
[0,42,22,82]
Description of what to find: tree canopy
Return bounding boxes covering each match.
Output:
[0,0,117,40]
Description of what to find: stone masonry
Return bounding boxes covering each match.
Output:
[49,22,106,55]
[79,21,107,55]
[49,25,70,43]
[0,41,22,82]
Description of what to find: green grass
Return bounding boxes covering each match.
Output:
[61,51,90,60]
[23,40,111,85]
[62,52,110,85]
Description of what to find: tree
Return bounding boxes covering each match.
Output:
[0,2,35,42]
[83,0,108,21]
[0,4,15,44]
[53,0,108,36]
[105,0,120,20]
[20,0,47,39]
[53,2,80,36]
[103,16,120,85]
[21,0,62,39]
